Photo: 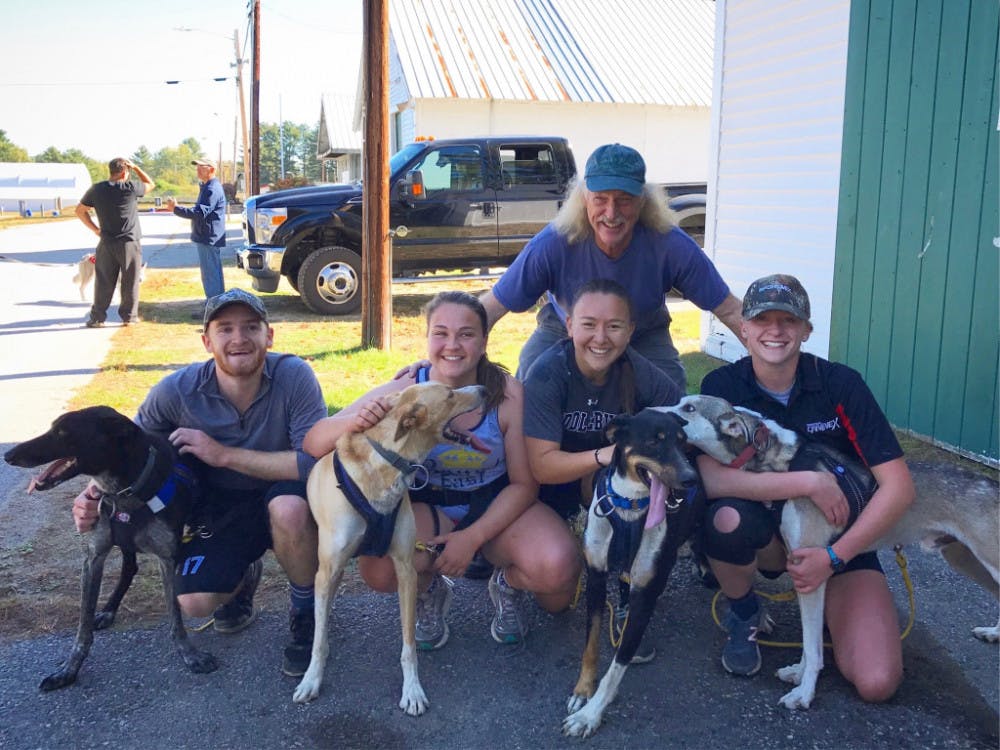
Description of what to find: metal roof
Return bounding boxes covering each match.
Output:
[318,94,362,156]
[389,0,715,106]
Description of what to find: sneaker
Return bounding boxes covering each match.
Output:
[85,319,104,328]
[612,603,656,664]
[721,607,763,676]
[464,551,492,580]
[213,558,262,634]
[282,606,315,677]
[415,575,453,650]
[488,568,528,644]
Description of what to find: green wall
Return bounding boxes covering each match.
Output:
[832,0,999,462]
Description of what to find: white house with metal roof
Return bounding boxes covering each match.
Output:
[0,162,92,215]
[365,0,715,184]
[317,94,362,183]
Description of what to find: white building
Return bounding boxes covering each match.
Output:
[0,162,92,215]
[358,0,716,184]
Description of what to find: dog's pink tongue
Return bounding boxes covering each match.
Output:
[646,476,667,529]
[469,434,491,454]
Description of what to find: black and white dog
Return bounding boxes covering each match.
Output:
[3,406,217,690]
[563,408,703,738]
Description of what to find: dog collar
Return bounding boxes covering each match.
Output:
[594,469,650,517]
[729,424,771,469]
[112,445,160,499]
[366,437,428,489]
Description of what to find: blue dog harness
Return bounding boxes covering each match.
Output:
[333,451,402,558]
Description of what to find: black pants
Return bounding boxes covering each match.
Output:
[89,237,142,323]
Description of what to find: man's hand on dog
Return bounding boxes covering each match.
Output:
[805,472,850,527]
[785,546,834,594]
[72,484,102,533]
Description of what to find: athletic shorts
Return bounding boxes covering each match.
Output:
[174,480,307,595]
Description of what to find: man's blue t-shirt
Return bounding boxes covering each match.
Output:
[492,223,730,331]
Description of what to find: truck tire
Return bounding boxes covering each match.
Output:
[297,246,362,315]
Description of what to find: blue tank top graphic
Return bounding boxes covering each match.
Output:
[415,367,506,489]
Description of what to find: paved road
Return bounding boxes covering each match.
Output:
[0,218,997,749]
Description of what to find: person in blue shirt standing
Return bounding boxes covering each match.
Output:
[167,159,227,317]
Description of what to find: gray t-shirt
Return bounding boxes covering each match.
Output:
[136,352,328,494]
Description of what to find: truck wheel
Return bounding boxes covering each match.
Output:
[297,246,362,315]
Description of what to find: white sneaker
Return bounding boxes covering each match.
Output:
[488,568,528,644]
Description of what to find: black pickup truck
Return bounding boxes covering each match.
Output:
[237,136,705,315]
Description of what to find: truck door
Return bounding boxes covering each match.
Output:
[493,142,567,264]
[390,143,499,273]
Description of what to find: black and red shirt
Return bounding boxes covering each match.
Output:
[701,353,902,469]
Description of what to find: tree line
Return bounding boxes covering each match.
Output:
[0,122,325,200]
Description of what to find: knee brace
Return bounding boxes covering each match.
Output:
[700,498,777,566]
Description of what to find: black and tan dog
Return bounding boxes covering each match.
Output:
[3,406,217,690]
[661,394,999,709]
[292,382,487,715]
[563,408,703,738]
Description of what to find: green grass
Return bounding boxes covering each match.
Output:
[73,268,716,415]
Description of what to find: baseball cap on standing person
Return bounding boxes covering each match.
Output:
[584,143,646,196]
[203,288,269,330]
[742,274,811,321]
[191,159,217,168]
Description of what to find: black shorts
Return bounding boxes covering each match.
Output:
[174,480,307,595]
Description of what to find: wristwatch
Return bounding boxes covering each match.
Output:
[826,545,846,573]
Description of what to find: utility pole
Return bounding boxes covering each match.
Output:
[250,0,261,197]
[233,28,250,190]
[361,0,390,349]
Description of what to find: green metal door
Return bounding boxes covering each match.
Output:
[832,0,998,463]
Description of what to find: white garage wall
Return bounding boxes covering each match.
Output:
[704,0,851,361]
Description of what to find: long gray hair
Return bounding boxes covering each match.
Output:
[552,177,677,244]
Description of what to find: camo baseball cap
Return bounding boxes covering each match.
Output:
[203,288,269,330]
[584,143,646,196]
[742,274,811,321]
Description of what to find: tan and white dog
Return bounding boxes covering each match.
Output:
[292,381,487,715]
[659,394,999,709]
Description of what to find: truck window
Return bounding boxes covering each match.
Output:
[498,144,557,188]
[411,145,484,194]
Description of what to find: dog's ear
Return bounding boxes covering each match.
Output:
[394,403,428,441]
[606,414,631,443]
[718,413,747,440]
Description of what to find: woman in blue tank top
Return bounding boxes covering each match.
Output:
[304,292,581,649]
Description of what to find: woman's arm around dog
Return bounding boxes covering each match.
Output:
[786,457,914,594]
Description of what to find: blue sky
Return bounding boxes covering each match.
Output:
[1,0,362,161]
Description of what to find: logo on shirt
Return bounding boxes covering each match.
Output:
[805,417,840,434]
[563,410,616,433]
[437,447,488,469]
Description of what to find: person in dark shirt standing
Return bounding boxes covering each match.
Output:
[75,157,154,327]
[167,159,227,318]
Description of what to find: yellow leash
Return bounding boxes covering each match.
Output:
[710,548,917,649]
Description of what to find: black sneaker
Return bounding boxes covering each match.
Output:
[85,319,104,328]
[282,606,315,677]
[213,559,262,634]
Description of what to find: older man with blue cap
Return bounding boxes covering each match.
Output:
[481,143,743,390]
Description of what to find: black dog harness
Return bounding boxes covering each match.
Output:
[788,443,877,528]
[333,451,402,558]
[102,448,197,545]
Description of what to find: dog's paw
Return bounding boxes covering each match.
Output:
[40,667,79,692]
[399,685,429,716]
[182,648,218,674]
[566,692,587,715]
[293,677,322,704]
[778,683,815,710]
[972,625,999,643]
[93,611,116,630]
[563,706,602,738]
[776,661,804,685]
